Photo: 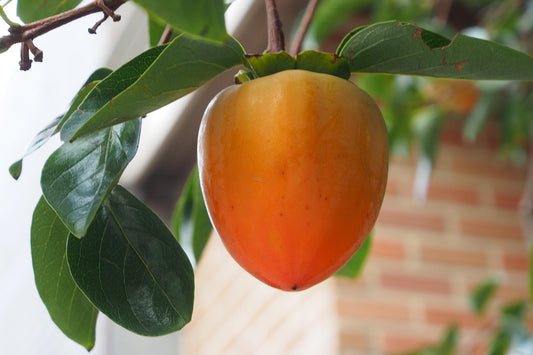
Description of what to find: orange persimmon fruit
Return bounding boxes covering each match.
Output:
[197,69,389,291]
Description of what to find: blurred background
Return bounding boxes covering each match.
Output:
[1,0,532,354]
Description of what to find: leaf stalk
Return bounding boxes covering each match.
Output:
[0,4,18,27]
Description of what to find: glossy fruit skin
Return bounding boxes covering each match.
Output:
[198,70,388,291]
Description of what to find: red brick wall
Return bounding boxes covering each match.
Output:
[183,118,531,354]
[183,236,339,354]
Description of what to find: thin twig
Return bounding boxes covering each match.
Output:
[19,41,30,70]
[289,0,319,56]
[88,14,109,34]
[0,0,126,69]
[264,0,284,52]
[158,25,173,45]
[434,0,453,24]
[25,39,42,61]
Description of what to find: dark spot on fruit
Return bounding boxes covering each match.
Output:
[291,284,298,290]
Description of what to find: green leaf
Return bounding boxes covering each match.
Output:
[9,68,112,180]
[531,244,533,305]
[501,301,528,320]
[8,115,62,181]
[499,301,531,344]
[377,75,423,156]
[401,325,458,355]
[9,159,22,180]
[17,0,82,23]
[132,0,227,42]
[67,186,195,336]
[31,197,98,350]
[60,46,165,141]
[336,233,372,278]
[463,90,496,142]
[57,68,113,132]
[413,106,445,162]
[41,119,141,237]
[499,94,531,159]
[61,34,244,141]
[436,326,459,355]
[469,278,498,315]
[171,166,212,265]
[488,329,511,355]
[337,21,533,80]
[296,50,351,79]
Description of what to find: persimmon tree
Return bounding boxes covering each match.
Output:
[2,0,533,352]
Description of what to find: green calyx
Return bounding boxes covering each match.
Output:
[238,50,351,82]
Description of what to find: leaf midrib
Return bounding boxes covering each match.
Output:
[105,200,187,325]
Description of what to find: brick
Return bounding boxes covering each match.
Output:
[460,218,523,241]
[338,331,371,352]
[440,121,499,150]
[381,272,451,295]
[377,209,446,232]
[470,343,489,355]
[425,307,486,328]
[382,334,435,354]
[337,299,411,322]
[502,253,530,272]
[494,190,521,210]
[334,273,367,292]
[452,160,525,181]
[421,246,487,267]
[458,340,489,355]
[370,238,406,260]
[465,280,530,304]
[496,285,530,303]
[427,182,480,205]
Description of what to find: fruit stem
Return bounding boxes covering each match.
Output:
[289,0,319,56]
[265,0,285,52]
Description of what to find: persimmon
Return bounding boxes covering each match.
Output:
[197,69,388,291]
